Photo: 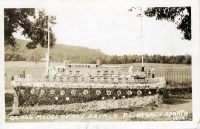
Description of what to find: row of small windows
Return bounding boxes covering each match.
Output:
[67,70,115,73]
[49,76,159,83]
[67,65,97,68]
[63,77,129,80]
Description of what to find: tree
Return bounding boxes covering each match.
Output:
[25,46,45,66]
[109,55,119,64]
[183,54,191,65]
[144,7,191,40]
[4,8,56,49]
[121,55,129,64]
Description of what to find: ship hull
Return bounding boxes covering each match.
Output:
[9,84,164,115]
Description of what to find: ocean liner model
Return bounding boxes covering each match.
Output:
[9,57,166,115]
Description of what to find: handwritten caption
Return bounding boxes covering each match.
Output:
[9,110,189,121]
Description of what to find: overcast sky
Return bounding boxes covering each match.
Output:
[13,1,192,56]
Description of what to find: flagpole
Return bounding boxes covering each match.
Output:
[45,9,50,75]
[141,8,144,68]
[128,7,144,71]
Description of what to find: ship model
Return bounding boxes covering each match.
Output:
[9,58,166,115]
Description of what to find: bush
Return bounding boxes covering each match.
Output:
[5,93,14,107]
[161,87,192,99]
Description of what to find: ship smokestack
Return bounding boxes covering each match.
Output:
[151,68,155,78]
[65,59,71,68]
[66,60,71,65]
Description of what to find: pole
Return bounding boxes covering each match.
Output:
[45,53,48,74]
[140,8,144,72]
[47,14,50,74]
[141,8,143,67]
[45,11,50,75]
[129,7,144,71]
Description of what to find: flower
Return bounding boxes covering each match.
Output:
[40,89,45,95]
[71,90,76,95]
[137,90,142,95]
[50,89,55,94]
[66,97,69,100]
[106,90,111,96]
[83,90,88,95]
[123,96,125,98]
[55,97,58,100]
[127,90,132,95]
[30,89,35,94]
[117,90,121,96]
[96,90,101,95]
[148,91,152,94]
[102,97,105,100]
[60,90,65,95]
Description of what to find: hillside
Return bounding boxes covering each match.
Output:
[4,39,109,63]
[49,44,109,63]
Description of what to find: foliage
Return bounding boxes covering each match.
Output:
[144,7,191,40]
[4,8,56,49]
[4,8,35,47]
[108,54,191,65]
[162,87,192,99]
[25,45,46,65]
[5,93,14,107]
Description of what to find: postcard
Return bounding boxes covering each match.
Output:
[1,0,200,129]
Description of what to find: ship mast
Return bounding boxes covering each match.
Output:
[45,12,50,74]
[47,14,50,72]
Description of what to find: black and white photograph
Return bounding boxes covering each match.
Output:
[1,0,200,129]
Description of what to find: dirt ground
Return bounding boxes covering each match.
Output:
[5,97,192,122]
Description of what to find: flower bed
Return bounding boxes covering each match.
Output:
[14,86,160,106]
[8,86,163,115]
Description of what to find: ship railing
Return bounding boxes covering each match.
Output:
[14,77,43,82]
[13,76,165,83]
[11,81,165,89]
[12,76,166,89]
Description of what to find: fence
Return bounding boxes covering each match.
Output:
[155,71,191,88]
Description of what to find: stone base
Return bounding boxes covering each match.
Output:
[10,94,163,115]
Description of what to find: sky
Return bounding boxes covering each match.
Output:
[12,1,192,56]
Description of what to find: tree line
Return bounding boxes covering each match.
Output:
[5,39,191,65]
[105,54,191,65]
